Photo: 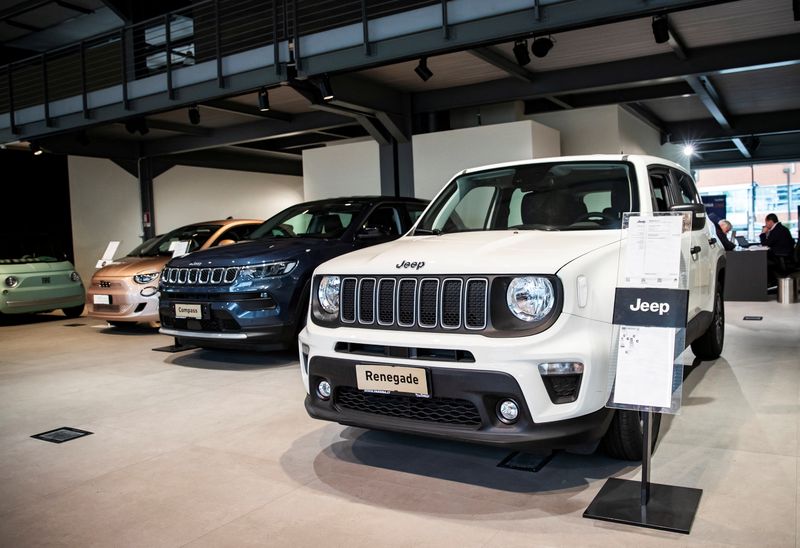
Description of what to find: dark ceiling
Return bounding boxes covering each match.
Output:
[2,0,799,171]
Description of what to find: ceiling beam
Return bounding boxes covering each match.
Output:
[469,46,570,109]
[685,75,752,158]
[116,119,212,137]
[203,99,293,122]
[141,111,355,156]
[691,137,800,168]
[55,1,94,15]
[0,0,53,21]
[414,33,800,113]
[666,109,800,143]
[4,19,42,32]
[170,149,302,176]
[524,82,695,114]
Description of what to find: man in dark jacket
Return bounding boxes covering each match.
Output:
[759,213,796,282]
[716,219,736,251]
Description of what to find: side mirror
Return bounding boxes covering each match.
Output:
[357,227,389,240]
[670,203,707,231]
[217,239,237,247]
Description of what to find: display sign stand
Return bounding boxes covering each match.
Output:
[583,412,702,533]
[584,212,701,534]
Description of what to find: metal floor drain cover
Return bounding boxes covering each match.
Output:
[63,323,86,327]
[32,427,93,443]
[743,316,763,321]
[497,450,556,473]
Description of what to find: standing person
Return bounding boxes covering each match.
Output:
[717,219,736,251]
[759,213,796,282]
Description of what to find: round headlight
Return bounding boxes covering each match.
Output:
[133,272,159,284]
[4,275,19,288]
[70,271,81,283]
[506,276,555,322]
[318,275,341,314]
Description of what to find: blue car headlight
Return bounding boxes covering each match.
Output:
[238,261,297,282]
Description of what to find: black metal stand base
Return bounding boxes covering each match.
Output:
[152,337,197,353]
[583,478,702,534]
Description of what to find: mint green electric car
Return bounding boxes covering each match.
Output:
[0,241,85,317]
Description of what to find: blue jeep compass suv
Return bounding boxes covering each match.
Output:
[158,196,427,350]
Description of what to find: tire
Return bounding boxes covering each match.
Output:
[602,410,661,461]
[62,305,84,318]
[691,284,725,360]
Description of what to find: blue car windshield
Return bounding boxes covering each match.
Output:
[250,202,362,239]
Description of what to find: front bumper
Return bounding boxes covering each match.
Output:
[158,283,301,349]
[300,312,616,449]
[1,284,84,315]
[87,278,159,322]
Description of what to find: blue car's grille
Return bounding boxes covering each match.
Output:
[162,266,239,285]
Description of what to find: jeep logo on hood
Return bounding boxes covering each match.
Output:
[396,260,425,270]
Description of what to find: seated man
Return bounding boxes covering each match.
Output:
[759,213,796,283]
[717,219,736,251]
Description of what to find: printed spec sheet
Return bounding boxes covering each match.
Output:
[613,214,684,409]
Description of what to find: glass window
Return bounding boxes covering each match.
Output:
[404,204,427,227]
[415,162,636,233]
[649,170,672,212]
[362,206,402,236]
[249,202,363,239]
[672,170,699,205]
[126,224,222,257]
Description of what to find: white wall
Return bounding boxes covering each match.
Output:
[302,140,381,201]
[68,158,304,283]
[152,165,303,232]
[411,120,561,199]
[618,107,687,168]
[68,156,142,284]
[530,105,622,156]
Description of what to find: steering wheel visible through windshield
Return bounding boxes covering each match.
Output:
[249,202,362,239]
[415,161,637,234]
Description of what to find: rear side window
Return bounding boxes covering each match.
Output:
[671,169,700,205]
[648,169,672,212]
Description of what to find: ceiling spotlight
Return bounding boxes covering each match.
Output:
[512,39,531,66]
[124,118,149,136]
[652,14,670,44]
[188,105,200,125]
[30,142,42,156]
[258,87,270,112]
[682,144,695,156]
[414,57,433,82]
[319,76,334,101]
[138,118,149,136]
[124,119,137,134]
[531,37,554,58]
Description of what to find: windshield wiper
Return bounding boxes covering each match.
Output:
[413,228,442,236]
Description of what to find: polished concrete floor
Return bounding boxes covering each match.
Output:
[0,300,798,547]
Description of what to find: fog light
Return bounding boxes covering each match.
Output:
[317,380,332,400]
[538,362,584,376]
[497,399,519,423]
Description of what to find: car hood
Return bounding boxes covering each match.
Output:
[166,238,337,267]
[92,256,168,278]
[0,260,75,274]
[317,230,622,275]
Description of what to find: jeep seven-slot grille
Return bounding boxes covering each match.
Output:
[162,266,239,285]
[335,386,481,427]
[338,276,488,331]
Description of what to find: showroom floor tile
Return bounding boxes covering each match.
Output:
[0,300,798,547]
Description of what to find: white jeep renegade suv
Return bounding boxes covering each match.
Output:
[299,155,726,460]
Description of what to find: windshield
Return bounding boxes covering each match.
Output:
[127,224,221,257]
[0,237,64,264]
[249,202,362,239]
[415,162,637,234]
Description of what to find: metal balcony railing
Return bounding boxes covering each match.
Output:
[0,0,443,132]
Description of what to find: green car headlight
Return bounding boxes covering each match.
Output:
[4,275,19,288]
[70,271,81,283]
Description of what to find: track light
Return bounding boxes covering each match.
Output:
[30,142,42,156]
[682,144,695,156]
[512,39,531,66]
[318,76,334,101]
[258,87,270,112]
[124,118,149,136]
[414,57,433,82]
[188,104,200,125]
[531,37,553,58]
[652,14,670,44]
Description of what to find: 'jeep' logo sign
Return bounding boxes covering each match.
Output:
[613,288,688,328]
[396,260,425,270]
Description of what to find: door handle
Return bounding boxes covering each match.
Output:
[708,238,717,246]
[691,246,702,254]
